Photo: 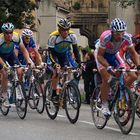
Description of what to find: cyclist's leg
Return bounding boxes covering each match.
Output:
[125,71,137,86]
[0,56,10,106]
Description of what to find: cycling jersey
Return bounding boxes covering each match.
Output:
[0,32,21,56]
[15,37,36,64]
[95,30,133,69]
[0,32,21,68]
[48,30,78,68]
[100,30,133,54]
[48,30,77,54]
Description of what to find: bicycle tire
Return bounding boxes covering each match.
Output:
[90,86,108,129]
[135,95,140,118]
[15,81,27,119]
[34,80,45,114]
[28,83,37,109]
[44,80,59,120]
[69,80,81,107]
[65,82,80,124]
[0,103,9,116]
[114,87,135,134]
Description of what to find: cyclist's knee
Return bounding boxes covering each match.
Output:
[100,68,110,82]
[129,72,137,81]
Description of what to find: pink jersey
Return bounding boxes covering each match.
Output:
[99,30,133,54]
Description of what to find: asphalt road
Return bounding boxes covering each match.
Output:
[0,104,139,140]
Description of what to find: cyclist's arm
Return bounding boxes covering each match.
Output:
[97,47,110,68]
[0,57,5,65]
[14,47,19,57]
[19,43,31,64]
[48,47,57,65]
[72,44,81,64]
[47,35,57,65]
[128,46,140,66]
[32,48,43,65]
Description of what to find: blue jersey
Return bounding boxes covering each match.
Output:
[15,37,37,65]
[15,37,36,54]
[0,32,21,56]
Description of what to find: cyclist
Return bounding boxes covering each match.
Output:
[95,18,140,117]
[14,28,43,65]
[133,34,140,55]
[14,29,44,91]
[0,23,31,107]
[47,18,81,102]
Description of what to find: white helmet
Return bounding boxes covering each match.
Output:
[22,29,33,37]
[1,23,14,31]
[111,18,127,32]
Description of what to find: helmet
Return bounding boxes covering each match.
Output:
[57,18,71,29]
[1,23,14,32]
[111,18,127,32]
[22,29,33,37]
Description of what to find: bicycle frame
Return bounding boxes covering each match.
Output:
[109,71,129,112]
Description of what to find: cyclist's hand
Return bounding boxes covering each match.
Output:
[107,66,115,76]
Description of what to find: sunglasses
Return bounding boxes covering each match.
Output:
[4,31,13,34]
[25,36,30,40]
[114,31,124,35]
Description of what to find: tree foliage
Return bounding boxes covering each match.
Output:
[112,0,140,8]
[0,0,37,29]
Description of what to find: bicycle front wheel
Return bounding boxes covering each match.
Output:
[90,86,108,129]
[44,80,59,120]
[114,87,135,134]
[65,82,80,124]
[0,102,9,116]
[34,80,45,114]
[14,81,27,119]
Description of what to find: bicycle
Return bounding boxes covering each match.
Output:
[130,80,140,118]
[23,65,45,114]
[44,66,80,124]
[90,68,136,134]
[0,64,27,119]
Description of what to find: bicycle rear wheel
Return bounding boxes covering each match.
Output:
[114,87,135,134]
[44,80,59,120]
[15,81,27,119]
[90,86,108,129]
[135,95,140,118]
[65,82,80,124]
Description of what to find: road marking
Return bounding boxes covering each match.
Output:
[57,114,139,136]
[79,120,139,136]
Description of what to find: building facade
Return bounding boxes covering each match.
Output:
[110,1,140,35]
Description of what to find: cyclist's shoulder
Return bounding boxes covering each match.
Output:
[100,30,112,42]
[68,30,75,34]
[50,30,60,37]
[0,33,4,45]
[123,32,132,40]
[12,31,20,43]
